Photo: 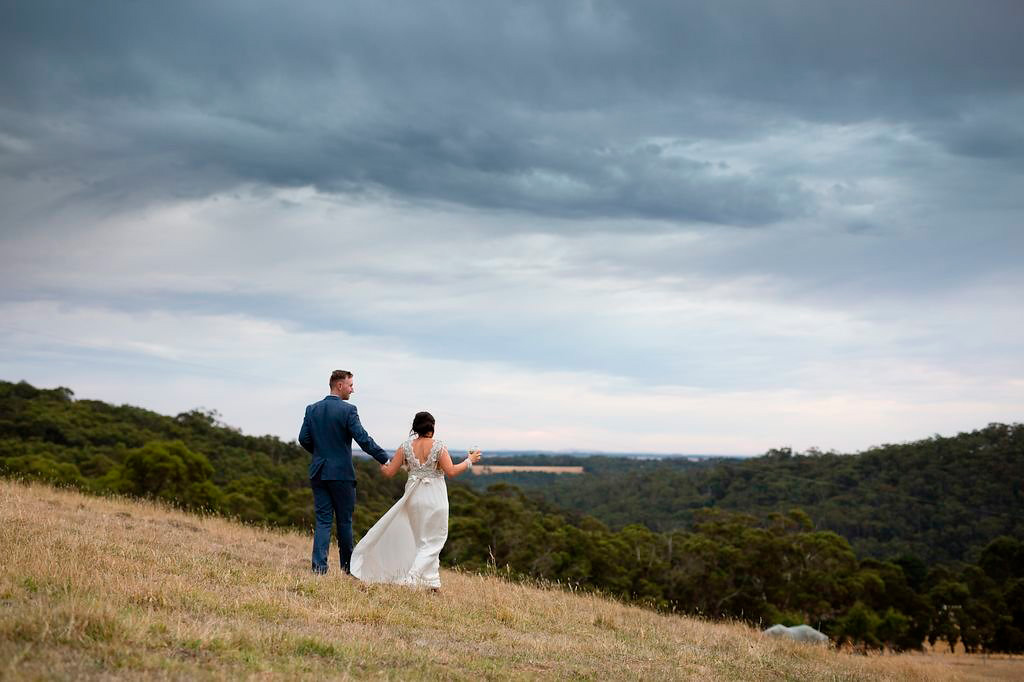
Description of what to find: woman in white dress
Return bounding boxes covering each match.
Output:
[350,411,482,589]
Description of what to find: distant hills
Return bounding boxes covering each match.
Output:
[473,424,1024,564]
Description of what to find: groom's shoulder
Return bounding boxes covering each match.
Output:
[310,396,356,413]
[306,396,342,411]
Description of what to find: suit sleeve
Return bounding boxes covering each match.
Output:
[298,406,315,453]
[347,406,389,465]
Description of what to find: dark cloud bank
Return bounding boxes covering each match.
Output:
[2,0,1022,227]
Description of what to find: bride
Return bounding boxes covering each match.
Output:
[351,411,482,589]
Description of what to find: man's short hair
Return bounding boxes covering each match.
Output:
[329,370,353,388]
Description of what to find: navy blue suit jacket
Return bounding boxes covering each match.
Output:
[298,395,389,480]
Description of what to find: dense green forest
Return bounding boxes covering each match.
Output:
[461,454,719,498]
[474,427,1024,565]
[2,380,1022,653]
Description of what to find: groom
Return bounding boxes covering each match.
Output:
[299,369,390,575]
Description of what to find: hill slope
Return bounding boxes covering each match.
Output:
[0,479,966,681]
[6,378,1021,567]
[477,424,1024,564]
[5,380,1024,654]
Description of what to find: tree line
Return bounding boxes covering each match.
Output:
[1,380,1021,653]
[473,425,1024,565]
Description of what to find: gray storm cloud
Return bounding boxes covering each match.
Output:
[1,1,1023,451]
[2,0,1022,226]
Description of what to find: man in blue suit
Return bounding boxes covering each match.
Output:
[299,369,390,575]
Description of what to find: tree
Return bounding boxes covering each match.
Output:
[119,440,216,508]
[876,608,911,652]
[0,454,84,487]
[836,601,881,653]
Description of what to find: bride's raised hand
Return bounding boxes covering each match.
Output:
[468,449,482,464]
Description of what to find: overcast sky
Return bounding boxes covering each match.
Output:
[1,1,1022,454]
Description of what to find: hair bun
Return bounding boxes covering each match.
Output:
[410,411,435,437]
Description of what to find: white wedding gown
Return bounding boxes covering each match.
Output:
[351,436,449,588]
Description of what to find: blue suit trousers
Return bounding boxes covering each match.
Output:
[310,476,357,574]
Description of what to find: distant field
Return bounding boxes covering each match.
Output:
[471,465,584,475]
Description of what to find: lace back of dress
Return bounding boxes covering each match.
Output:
[404,436,443,476]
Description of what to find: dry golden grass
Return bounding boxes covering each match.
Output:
[0,478,997,681]
[912,646,1024,681]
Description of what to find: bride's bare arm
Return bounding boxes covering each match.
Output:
[438,447,481,477]
[380,447,405,478]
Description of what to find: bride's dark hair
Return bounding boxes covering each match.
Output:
[410,411,435,437]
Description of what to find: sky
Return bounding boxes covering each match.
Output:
[1,1,1022,455]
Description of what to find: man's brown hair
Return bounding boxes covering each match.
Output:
[329,370,353,388]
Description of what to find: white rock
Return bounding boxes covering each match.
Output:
[763,623,829,643]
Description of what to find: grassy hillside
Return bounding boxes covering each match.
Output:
[4,380,1024,654]
[0,479,975,681]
